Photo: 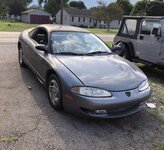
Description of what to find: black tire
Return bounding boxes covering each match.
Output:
[119,43,131,61]
[47,74,63,110]
[18,45,26,67]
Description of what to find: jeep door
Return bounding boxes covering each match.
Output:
[137,19,162,63]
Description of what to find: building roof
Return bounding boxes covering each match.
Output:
[64,8,93,17]
[38,24,90,33]
[21,9,50,15]
[21,9,36,14]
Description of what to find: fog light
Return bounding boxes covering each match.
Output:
[95,110,107,114]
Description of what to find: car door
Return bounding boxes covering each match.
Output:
[137,19,162,63]
[28,27,49,81]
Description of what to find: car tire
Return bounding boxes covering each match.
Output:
[18,45,26,67]
[47,74,63,110]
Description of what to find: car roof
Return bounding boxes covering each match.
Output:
[123,15,164,20]
[38,24,90,33]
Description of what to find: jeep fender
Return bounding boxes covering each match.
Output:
[115,41,135,59]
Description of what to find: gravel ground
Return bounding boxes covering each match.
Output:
[0,33,163,150]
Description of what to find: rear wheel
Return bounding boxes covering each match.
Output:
[47,74,63,110]
[18,45,26,67]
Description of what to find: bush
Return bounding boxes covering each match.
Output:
[79,25,88,28]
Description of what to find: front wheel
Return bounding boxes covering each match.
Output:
[18,46,26,67]
[47,74,63,110]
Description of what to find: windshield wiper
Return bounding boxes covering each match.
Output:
[55,52,83,55]
[86,51,111,55]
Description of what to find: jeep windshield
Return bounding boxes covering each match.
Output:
[51,32,112,55]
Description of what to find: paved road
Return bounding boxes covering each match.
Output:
[0,32,163,150]
[0,32,114,43]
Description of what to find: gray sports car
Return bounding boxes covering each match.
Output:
[18,24,151,118]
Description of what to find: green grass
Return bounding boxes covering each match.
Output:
[105,41,113,48]
[160,99,164,105]
[87,28,118,35]
[0,21,36,32]
[154,141,164,150]
[0,137,18,142]
[0,21,118,34]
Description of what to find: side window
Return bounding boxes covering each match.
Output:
[121,19,137,36]
[31,28,48,45]
[140,20,161,35]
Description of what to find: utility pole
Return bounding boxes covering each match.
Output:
[60,0,63,25]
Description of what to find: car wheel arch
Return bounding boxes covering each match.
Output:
[18,41,21,49]
[46,70,60,87]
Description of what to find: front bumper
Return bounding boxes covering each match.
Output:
[63,87,151,118]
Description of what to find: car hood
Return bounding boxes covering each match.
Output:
[56,54,146,91]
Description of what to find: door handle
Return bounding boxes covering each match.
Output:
[140,35,144,40]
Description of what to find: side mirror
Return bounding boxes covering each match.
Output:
[35,44,48,52]
[151,27,160,37]
[111,45,123,55]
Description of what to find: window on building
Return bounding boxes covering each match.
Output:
[90,18,92,23]
[72,16,74,22]
[83,18,85,22]
[78,17,80,22]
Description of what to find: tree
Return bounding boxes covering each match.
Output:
[131,1,146,15]
[147,1,164,16]
[69,1,86,9]
[8,0,27,16]
[0,0,32,16]
[38,0,69,17]
[0,0,8,16]
[116,0,133,15]
[90,0,106,27]
[105,3,123,30]
[28,5,41,10]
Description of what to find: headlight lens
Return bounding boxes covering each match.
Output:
[71,87,112,97]
[139,79,149,92]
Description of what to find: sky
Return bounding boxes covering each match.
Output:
[31,0,138,8]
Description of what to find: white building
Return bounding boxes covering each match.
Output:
[21,9,51,24]
[56,8,121,29]
[56,8,94,27]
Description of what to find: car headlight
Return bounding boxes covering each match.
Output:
[139,79,149,92]
[71,87,112,97]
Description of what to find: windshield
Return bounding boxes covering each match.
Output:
[51,32,111,55]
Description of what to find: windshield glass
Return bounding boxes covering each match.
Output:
[51,32,111,55]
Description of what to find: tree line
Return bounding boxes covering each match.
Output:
[1,0,164,19]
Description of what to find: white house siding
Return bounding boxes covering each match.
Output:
[21,14,30,23]
[70,16,93,27]
[56,10,71,25]
[110,20,121,29]
[56,9,120,29]
[56,10,94,27]
[96,20,121,29]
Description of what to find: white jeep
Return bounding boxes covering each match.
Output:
[114,16,164,69]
